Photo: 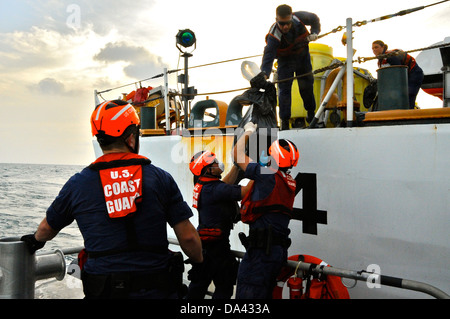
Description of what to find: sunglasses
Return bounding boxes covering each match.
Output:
[277,20,292,26]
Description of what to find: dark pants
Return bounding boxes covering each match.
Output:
[187,240,239,299]
[408,66,424,109]
[277,51,316,121]
[235,245,287,299]
[81,270,178,299]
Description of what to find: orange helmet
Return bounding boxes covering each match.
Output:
[269,139,299,168]
[189,151,217,176]
[91,100,140,137]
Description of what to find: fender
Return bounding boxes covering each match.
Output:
[273,254,350,299]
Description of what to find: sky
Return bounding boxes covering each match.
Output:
[0,0,449,165]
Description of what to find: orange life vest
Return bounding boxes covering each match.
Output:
[90,153,150,219]
[273,254,350,299]
[240,170,296,224]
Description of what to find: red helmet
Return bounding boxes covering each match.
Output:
[189,151,217,176]
[91,100,140,137]
[269,139,299,168]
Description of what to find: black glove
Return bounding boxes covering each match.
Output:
[20,233,46,254]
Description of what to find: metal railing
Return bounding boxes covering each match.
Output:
[1,236,448,299]
[168,238,449,299]
[0,237,66,299]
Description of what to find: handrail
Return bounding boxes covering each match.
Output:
[33,240,450,299]
[167,238,450,299]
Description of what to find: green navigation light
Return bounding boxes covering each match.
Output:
[176,29,196,48]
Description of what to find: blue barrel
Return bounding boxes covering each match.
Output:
[377,66,409,110]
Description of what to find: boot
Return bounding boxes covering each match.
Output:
[306,110,315,124]
[281,120,290,131]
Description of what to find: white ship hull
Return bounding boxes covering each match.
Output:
[280,123,450,298]
[93,122,450,298]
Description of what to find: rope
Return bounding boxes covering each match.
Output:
[319,0,449,38]
[357,42,450,63]
[294,260,303,278]
[172,61,345,98]
[176,40,450,98]
[97,69,179,94]
[188,54,263,70]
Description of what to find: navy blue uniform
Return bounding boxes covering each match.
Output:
[261,11,321,121]
[46,153,192,298]
[187,179,241,299]
[236,163,291,299]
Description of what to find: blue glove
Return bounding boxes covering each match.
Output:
[259,150,270,166]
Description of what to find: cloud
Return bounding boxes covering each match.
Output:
[37,78,66,95]
[94,41,169,79]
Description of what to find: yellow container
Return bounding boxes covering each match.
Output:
[276,43,372,124]
[289,43,334,119]
[353,67,372,112]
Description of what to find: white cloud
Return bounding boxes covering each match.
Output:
[93,41,169,79]
[38,78,65,95]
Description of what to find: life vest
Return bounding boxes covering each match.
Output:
[273,254,350,299]
[125,86,153,105]
[89,152,151,218]
[192,176,225,242]
[240,170,296,224]
[192,176,219,209]
[378,49,417,72]
[86,153,168,258]
[266,15,310,57]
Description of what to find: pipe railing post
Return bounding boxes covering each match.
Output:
[346,17,354,127]
[0,237,67,299]
[309,63,347,128]
[163,67,171,135]
[0,237,35,299]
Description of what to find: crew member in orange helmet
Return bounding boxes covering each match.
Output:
[233,122,299,299]
[21,100,202,299]
[187,150,252,299]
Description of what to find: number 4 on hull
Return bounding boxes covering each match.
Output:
[292,173,327,235]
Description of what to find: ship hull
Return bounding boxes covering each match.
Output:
[279,123,450,298]
[93,122,450,298]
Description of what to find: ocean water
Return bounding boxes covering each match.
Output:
[0,162,86,298]
[0,162,85,249]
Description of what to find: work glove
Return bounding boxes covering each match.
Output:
[185,256,206,281]
[243,122,257,134]
[307,33,318,42]
[20,233,46,254]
